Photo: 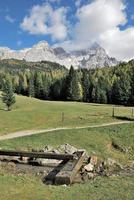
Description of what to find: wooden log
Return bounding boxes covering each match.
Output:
[0,150,74,160]
[55,151,86,185]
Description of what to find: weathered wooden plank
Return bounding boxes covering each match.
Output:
[0,150,74,160]
[55,151,86,185]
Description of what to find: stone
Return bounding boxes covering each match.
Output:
[19,156,29,163]
[87,172,94,179]
[90,155,98,166]
[58,144,77,154]
[84,163,94,172]
[42,145,53,152]
[36,158,61,166]
[52,149,60,154]
[81,172,89,182]
[105,158,116,166]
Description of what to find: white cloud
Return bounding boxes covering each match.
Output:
[21,3,68,41]
[56,0,134,61]
[20,0,134,61]
[5,15,15,23]
[100,27,134,61]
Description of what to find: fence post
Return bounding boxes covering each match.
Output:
[112,107,115,117]
[61,112,64,126]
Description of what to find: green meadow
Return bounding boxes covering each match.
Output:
[0,95,133,135]
[0,124,134,200]
[0,95,134,200]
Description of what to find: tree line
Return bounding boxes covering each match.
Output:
[0,59,134,106]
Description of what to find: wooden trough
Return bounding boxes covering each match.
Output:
[0,149,86,185]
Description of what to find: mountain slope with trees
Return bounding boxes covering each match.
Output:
[0,58,134,106]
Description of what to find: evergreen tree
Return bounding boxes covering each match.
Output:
[92,86,107,104]
[52,79,63,100]
[34,72,43,99]
[111,75,131,105]
[130,70,134,105]
[42,74,50,100]
[82,70,90,102]
[66,66,83,101]
[1,78,16,111]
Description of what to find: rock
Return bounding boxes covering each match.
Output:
[19,156,29,163]
[58,144,77,154]
[36,158,61,166]
[105,158,116,166]
[84,163,94,172]
[87,172,94,179]
[45,180,53,185]
[97,162,106,175]
[81,171,89,182]
[111,141,128,153]
[52,149,61,154]
[90,155,98,166]
[42,145,53,152]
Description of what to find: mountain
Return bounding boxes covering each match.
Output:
[0,41,119,69]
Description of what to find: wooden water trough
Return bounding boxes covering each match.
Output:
[0,149,86,185]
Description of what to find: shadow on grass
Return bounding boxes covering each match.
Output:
[113,116,134,121]
[0,108,7,111]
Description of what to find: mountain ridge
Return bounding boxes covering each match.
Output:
[0,41,119,69]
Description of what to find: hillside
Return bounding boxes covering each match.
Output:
[0,59,134,105]
[0,59,67,73]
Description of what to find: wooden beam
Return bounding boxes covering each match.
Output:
[55,151,86,185]
[0,150,74,160]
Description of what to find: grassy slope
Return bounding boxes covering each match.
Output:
[0,124,134,200]
[0,95,133,135]
[0,96,134,200]
[0,173,133,200]
[0,124,134,163]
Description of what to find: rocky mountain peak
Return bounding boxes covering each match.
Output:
[33,41,50,49]
[90,42,102,50]
[0,41,119,69]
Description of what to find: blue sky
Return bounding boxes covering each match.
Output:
[0,0,134,60]
[0,0,78,49]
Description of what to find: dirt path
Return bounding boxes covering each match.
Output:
[0,121,133,141]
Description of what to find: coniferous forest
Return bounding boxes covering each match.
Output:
[0,59,134,106]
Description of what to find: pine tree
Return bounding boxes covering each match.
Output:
[130,69,134,105]
[42,74,50,100]
[82,70,90,102]
[111,75,131,105]
[66,66,83,101]
[1,79,16,111]
[34,72,43,99]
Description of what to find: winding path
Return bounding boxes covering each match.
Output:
[0,121,133,141]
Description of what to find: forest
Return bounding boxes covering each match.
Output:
[0,59,134,106]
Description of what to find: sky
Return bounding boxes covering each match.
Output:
[0,0,134,61]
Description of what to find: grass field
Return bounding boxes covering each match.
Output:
[0,124,134,200]
[0,124,134,163]
[0,172,133,200]
[0,95,134,200]
[0,95,133,135]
